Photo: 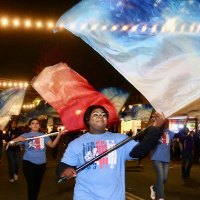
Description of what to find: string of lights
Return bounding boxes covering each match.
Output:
[0,78,29,88]
[0,16,55,30]
[1,16,200,34]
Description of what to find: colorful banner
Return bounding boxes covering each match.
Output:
[32,62,119,132]
[56,0,200,118]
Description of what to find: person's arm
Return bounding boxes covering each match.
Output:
[129,112,166,158]
[46,131,65,148]
[11,135,26,143]
[7,135,26,146]
[56,162,77,181]
[129,127,162,158]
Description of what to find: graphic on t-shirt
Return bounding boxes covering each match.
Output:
[83,140,117,170]
[28,138,45,150]
[159,132,170,145]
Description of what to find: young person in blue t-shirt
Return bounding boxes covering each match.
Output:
[150,118,189,200]
[10,118,64,200]
[57,105,166,200]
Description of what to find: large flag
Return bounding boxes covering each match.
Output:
[0,88,26,129]
[55,0,200,118]
[32,63,119,132]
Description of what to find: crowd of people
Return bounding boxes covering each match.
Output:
[0,106,199,200]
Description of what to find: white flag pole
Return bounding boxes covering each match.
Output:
[6,130,67,150]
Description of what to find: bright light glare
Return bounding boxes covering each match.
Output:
[24,19,32,28]
[47,21,54,29]
[1,17,9,26]
[36,21,43,28]
[13,19,20,27]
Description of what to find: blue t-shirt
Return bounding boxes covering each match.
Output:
[151,130,175,163]
[21,132,51,164]
[61,131,138,200]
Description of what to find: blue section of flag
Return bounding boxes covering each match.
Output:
[0,88,26,116]
[56,0,200,117]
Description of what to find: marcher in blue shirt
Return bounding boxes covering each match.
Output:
[57,105,166,200]
[10,118,64,200]
[150,120,176,200]
[149,119,189,200]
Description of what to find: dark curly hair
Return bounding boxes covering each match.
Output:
[83,105,109,128]
[28,118,40,125]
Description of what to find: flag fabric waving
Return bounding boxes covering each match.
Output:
[121,104,153,122]
[32,62,119,132]
[100,87,129,113]
[55,0,200,118]
[0,88,26,129]
[18,100,59,126]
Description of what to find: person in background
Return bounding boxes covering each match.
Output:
[150,120,174,200]
[171,138,181,161]
[181,130,195,179]
[193,130,200,164]
[57,105,166,200]
[10,118,65,200]
[150,118,189,200]
[4,120,22,182]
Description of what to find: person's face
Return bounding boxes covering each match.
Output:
[29,120,40,132]
[11,121,17,129]
[88,108,108,134]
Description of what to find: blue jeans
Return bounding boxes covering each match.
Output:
[152,160,169,199]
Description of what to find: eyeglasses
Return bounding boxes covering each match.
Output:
[91,112,108,118]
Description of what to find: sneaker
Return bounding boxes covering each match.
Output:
[150,185,156,200]
[14,174,18,181]
[9,179,14,183]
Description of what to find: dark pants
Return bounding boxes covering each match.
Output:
[182,151,193,178]
[23,160,46,200]
[6,150,21,179]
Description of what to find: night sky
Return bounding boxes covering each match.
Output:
[0,0,141,100]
